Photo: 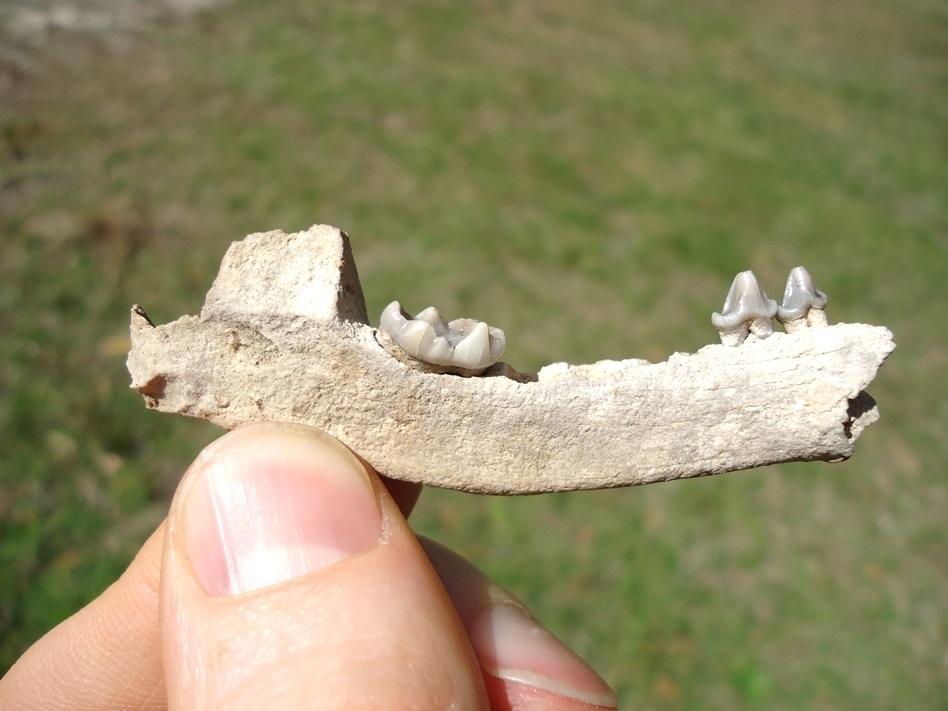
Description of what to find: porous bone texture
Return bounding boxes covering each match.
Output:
[127,225,895,494]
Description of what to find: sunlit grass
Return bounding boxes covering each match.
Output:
[2,0,946,706]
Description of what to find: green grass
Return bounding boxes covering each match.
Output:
[2,0,947,707]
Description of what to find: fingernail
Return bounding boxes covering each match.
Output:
[471,604,618,709]
[179,423,382,596]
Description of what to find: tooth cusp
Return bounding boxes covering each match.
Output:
[378,301,506,374]
[415,306,443,326]
[397,318,436,354]
[453,320,491,369]
[711,270,778,346]
[777,266,828,332]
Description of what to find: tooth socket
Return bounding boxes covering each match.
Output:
[748,316,775,339]
[717,323,751,347]
[778,307,829,333]
[779,316,808,334]
[807,308,829,328]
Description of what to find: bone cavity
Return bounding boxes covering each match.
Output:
[777,266,829,332]
[711,270,778,346]
[379,301,505,374]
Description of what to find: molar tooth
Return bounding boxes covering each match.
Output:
[378,300,506,374]
[777,266,828,333]
[488,326,505,362]
[415,306,444,327]
[711,270,778,346]
[426,334,454,363]
[380,300,410,335]
[453,320,491,369]
[397,318,436,354]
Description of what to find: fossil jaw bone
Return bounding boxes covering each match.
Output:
[776,266,829,333]
[126,225,895,494]
[711,270,779,346]
[379,301,506,375]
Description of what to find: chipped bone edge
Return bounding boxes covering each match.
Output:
[127,225,895,495]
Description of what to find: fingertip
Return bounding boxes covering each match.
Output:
[483,673,619,711]
[471,604,618,710]
[377,473,424,518]
[0,522,168,711]
[421,539,618,711]
[161,423,488,709]
[175,422,382,596]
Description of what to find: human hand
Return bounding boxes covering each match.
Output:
[0,423,617,710]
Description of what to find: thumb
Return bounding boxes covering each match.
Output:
[160,422,488,710]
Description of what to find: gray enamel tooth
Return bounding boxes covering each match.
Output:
[378,300,506,375]
[711,270,778,346]
[777,266,828,333]
[453,320,491,369]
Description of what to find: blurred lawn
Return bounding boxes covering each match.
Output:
[1,0,946,707]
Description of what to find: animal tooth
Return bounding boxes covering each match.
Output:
[777,266,828,332]
[453,320,491,369]
[380,301,409,335]
[426,334,454,363]
[711,270,778,346]
[128,224,897,494]
[397,318,436,354]
[415,306,444,326]
[378,300,506,374]
[488,328,505,363]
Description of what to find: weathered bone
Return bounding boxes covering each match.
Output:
[127,225,895,495]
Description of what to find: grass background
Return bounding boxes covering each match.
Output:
[1,0,946,707]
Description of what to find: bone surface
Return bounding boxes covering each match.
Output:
[127,225,895,495]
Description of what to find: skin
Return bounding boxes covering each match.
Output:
[0,423,617,710]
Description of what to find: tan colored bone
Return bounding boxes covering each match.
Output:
[127,225,895,494]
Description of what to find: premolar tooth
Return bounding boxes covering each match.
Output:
[453,320,491,369]
[711,270,778,346]
[777,266,828,333]
[378,300,506,375]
